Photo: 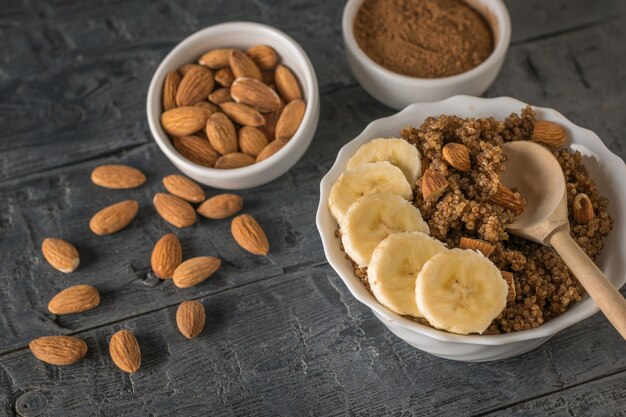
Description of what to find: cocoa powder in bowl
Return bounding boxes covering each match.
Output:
[353,0,494,78]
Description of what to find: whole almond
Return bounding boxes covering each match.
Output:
[421,169,449,202]
[163,174,205,203]
[172,256,221,288]
[178,63,203,76]
[215,152,255,169]
[533,121,566,148]
[29,336,88,366]
[208,87,233,105]
[214,67,235,87]
[488,185,525,216]
[109,329,141,373]
[231,214,269,255]
[442,143,471,172]
[275,99,306,141]
[256,139,288,163]
[206,112,238,155]
[239,127,269,157]
[163,70,181,111]
[42,238,80,273]
[275,64,302,102]
[229,49,261,80]
[231,77,281,113]
[48,284,100,315]
[459,237,496,257]
[500,271,517,305]
[176,66,215,107]
[172,135,219,167]
[573,193,594,224]
[194,101,220,113]
[199,48,234,69]
[176,300,206,339]
[197,194,244,219]
[89,200,139,235]
[262,100,284,140]
[220,102,265,127]
[153,193,196,228]
[246,45,278,70]
[91,164,146,189]
[151,233,183,279]
[161,106,211,136]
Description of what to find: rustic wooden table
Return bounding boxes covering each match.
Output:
[1,0,625,416]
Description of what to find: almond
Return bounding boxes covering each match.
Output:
[231,77,281,113]
[194,101,220,113]
[153,193,196,228]
[442,143,471,172]
[214,67,235,87]
[459,237,495,257]
[178,63,203,76]
[532,121,566,148]
[275,99,305,141]
[220,102,265,127]
[199,48,234,69]
[261,71,275,85]
[573,193,594,224]
[172,135,219,167]
[215,152,256,169]
[172,256,221,288]
[163,70,181,111]
[246,45,278,70]
[422,169,449,202]
[48,284,100,315]
[206,112,238,155]
[500,271,517,305]
[91,164,146,189]
[176,300,206,339]
[208,87,233,105]
[29,336,88,366]
[229,49,261,80]
[262,100,284,140]
[161,106,211,136]
[89,200,139,235]
[420,156,431,177]
[109,329,141,373]
[176,66,215,107]
[231,214,269,255]
[163,174,205,203]
[239,127,269,157]
[256,139,288,163]
[197,193,244,219]
[151,233,183,279]
[41,238,80,273]
[275,64,302,102]
[488,185,524,215]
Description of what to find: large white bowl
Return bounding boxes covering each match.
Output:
[316,96,626,362]
[147,22,320,190]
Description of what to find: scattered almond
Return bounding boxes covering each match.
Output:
[151,233,183,279]
[246,45,278,70]
[163,70,181,111]
[275,64,302,102]
[176,66,215,107]
[488,185,524,216]
[208,87,233,105]
[172,256,221,288]
[153,193,196,228]
[421,169,449,202]
[459,237,495,257]
[163,174,205,203]
[229,49,261,80]
[220,102,265,127]
[500,271,517,305]
[109,329,141,373]
[239,127,269,157]
[215,152,256,169]
[89,200,139,235]
[231,77,281,113]
[29,336,88,366]
[172,135,219,167]
[573,193,594,224]
[91,164,146,189]
[48,284,100,315]
[275,99,305,141]
[197,194,244,219]
[532,121,567,148]
[256,139,288,163]
[214,67,235,87]
[231,214,269,255]
[161,106,211,136]
[199,48,234,69]
[41,238,80,273]
[206,112,238,155]
[176,300,206,339]
[442,143,471,172]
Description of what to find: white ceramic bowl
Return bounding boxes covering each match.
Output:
[316,96,626,362]
[342,0,511,109]
[147,22,320,190]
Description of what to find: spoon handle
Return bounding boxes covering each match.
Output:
[550,229,626,340]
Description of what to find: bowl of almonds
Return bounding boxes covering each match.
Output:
[147,22,320,189]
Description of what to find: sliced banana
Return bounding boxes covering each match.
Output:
[415,248,508,335]
[328,161,412,222]
[347,138,422,187]
[340,194,429,268]
[368,232,446,317]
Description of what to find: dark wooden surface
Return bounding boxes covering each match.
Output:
[1,1,625,416]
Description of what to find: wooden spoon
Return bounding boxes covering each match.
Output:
[502,141,626,339]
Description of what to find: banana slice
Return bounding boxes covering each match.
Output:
[347,138,422,187]
[328,161,412,222]
[368,232,446,317]
[340,194,429,268]
[415,249,508,335]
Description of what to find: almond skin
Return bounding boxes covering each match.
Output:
[89,200,139,235]
[246,45,278,70]
[215,152,256,169]
[231,77,281,113]
[275,64,302,102]
[214,67,235,87]
[176,66,215,107]
[421,170,449,202]
[176,300,206,339]
[194,101,220,113]
[199,48,234,69]
[488,185,524,216]
[262,100,284,140]
[178,63,203,76]
[442,143,471,172]
[275,99,305,141]
[109,329,141,373]
[29,336,88,366]
[229,49,262,80]
[573,193,594,224]
[197,194,244,219]
[48,284,100,315]
[151,233,183,279]
[239,127,269,157]
[219,102,265,127]
[208,87,233,105]
[206,112,238,155]
[532,121,566,148]
[91,164,146,189]
[500,271,517,305]
[163,174,205,203]
[153,193,196,228]
[161,106,211,136]
[163,70,181,111]
[172,256,221,288]
[231,214,269,255]
[42,238,80,273]
[256,139,288,163]
[459,237,496,257]
[172,135,218,167]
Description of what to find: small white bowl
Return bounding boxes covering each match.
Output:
[316,96,626,362]
[342,0,511,109]
[147,22,320,190]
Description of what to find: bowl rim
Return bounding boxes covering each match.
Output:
[341,0,512,85]
[146,21,319,180]
[316,95,626,346]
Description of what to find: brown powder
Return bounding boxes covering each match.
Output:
[353,0,494,78]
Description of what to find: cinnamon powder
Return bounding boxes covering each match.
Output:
[353,0,494,78]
